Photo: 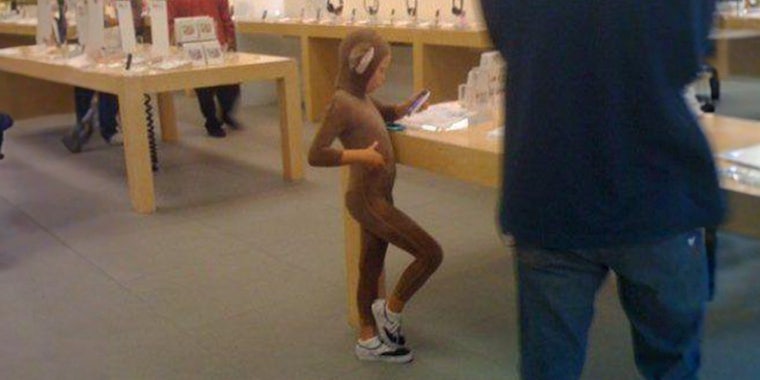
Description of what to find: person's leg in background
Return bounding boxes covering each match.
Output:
[611,230,709,380]
[217,84,242,129]
[514,246,608,380]
[97,92,120,144]
[74,87,95,123]
[195,86,226,138]
[62,87,97,153]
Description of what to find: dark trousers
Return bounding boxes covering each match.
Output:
[74,87,119,140]
[195,84,241,127]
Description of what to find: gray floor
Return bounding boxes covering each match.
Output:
[1,80,759,379]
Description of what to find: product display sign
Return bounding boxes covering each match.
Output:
[86,0,105,56]
[174,17,199,43]
[202,40,224,65]
[74,0,88,47]
[115,0,136,53]
[183,41,206,66]
[36,0,53,45]
[150,0,170,57]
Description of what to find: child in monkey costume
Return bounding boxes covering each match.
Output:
[309,29,443,363]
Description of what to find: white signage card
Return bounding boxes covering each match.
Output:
[36,0,53,45]
[196,16,216,41]
[115,0,136,53]
[174,17,199,43]
[150,0,170,57]
[202,40,224,65]
[86,0,105,56]
[183,42,206,66]
[74,0,88,47]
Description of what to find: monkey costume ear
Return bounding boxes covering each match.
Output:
[354,47,375,74]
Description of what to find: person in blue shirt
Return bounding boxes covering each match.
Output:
[480,1,724,379]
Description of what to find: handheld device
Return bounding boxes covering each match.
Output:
[406,89,431,115]
[125,53,133,70]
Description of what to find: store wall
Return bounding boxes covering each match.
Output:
[233,0,485,107]
[232,0,484,27]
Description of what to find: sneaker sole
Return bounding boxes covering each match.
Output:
[355,350,413,363]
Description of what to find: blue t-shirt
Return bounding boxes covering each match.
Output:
[481,1,725,249]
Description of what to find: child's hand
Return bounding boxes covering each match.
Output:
[360,141,385,169]
[396,90,431,118]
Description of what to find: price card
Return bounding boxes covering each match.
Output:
[36,0,53,45]
[115,0,136,53]
[86,0,105,56]
[150,0,170,57]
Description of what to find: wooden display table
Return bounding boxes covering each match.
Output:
[0,21,79,118]
[0,47,304,214]
[339,114,760,326]
[236,20,493,122]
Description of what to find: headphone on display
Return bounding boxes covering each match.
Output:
[364,0,379,16]
[452,0,465,16]
[406,0,417,17]
[326,0,344,15]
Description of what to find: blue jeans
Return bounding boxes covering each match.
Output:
[74,87,119,140]
[514,230,708,380]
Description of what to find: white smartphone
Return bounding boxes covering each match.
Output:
[407,89,431,115]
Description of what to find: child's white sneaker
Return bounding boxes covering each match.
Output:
[372,299,406,348]
[354,336,413,363]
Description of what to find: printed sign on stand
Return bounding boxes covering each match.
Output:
[150,0,170,57]
[74,0,88,47]
[203,41,224,65]
[115,0,137,53]
[36,0,53,45]
[183,42,206,66]
[86,0,105,56]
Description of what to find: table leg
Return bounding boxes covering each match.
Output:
[119,83,156,214]
[276,62,304,181]
[158,92,179,142]
[342,166,386,328]
[304,37,340,122]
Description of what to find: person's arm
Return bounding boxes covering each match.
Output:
[651,0,716,87]
[308,99,384,169]
[370,89,430,123]
[218,0,236,50]
[370,97,401,123]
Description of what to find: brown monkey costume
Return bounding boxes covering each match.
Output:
[308,29,443,359]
